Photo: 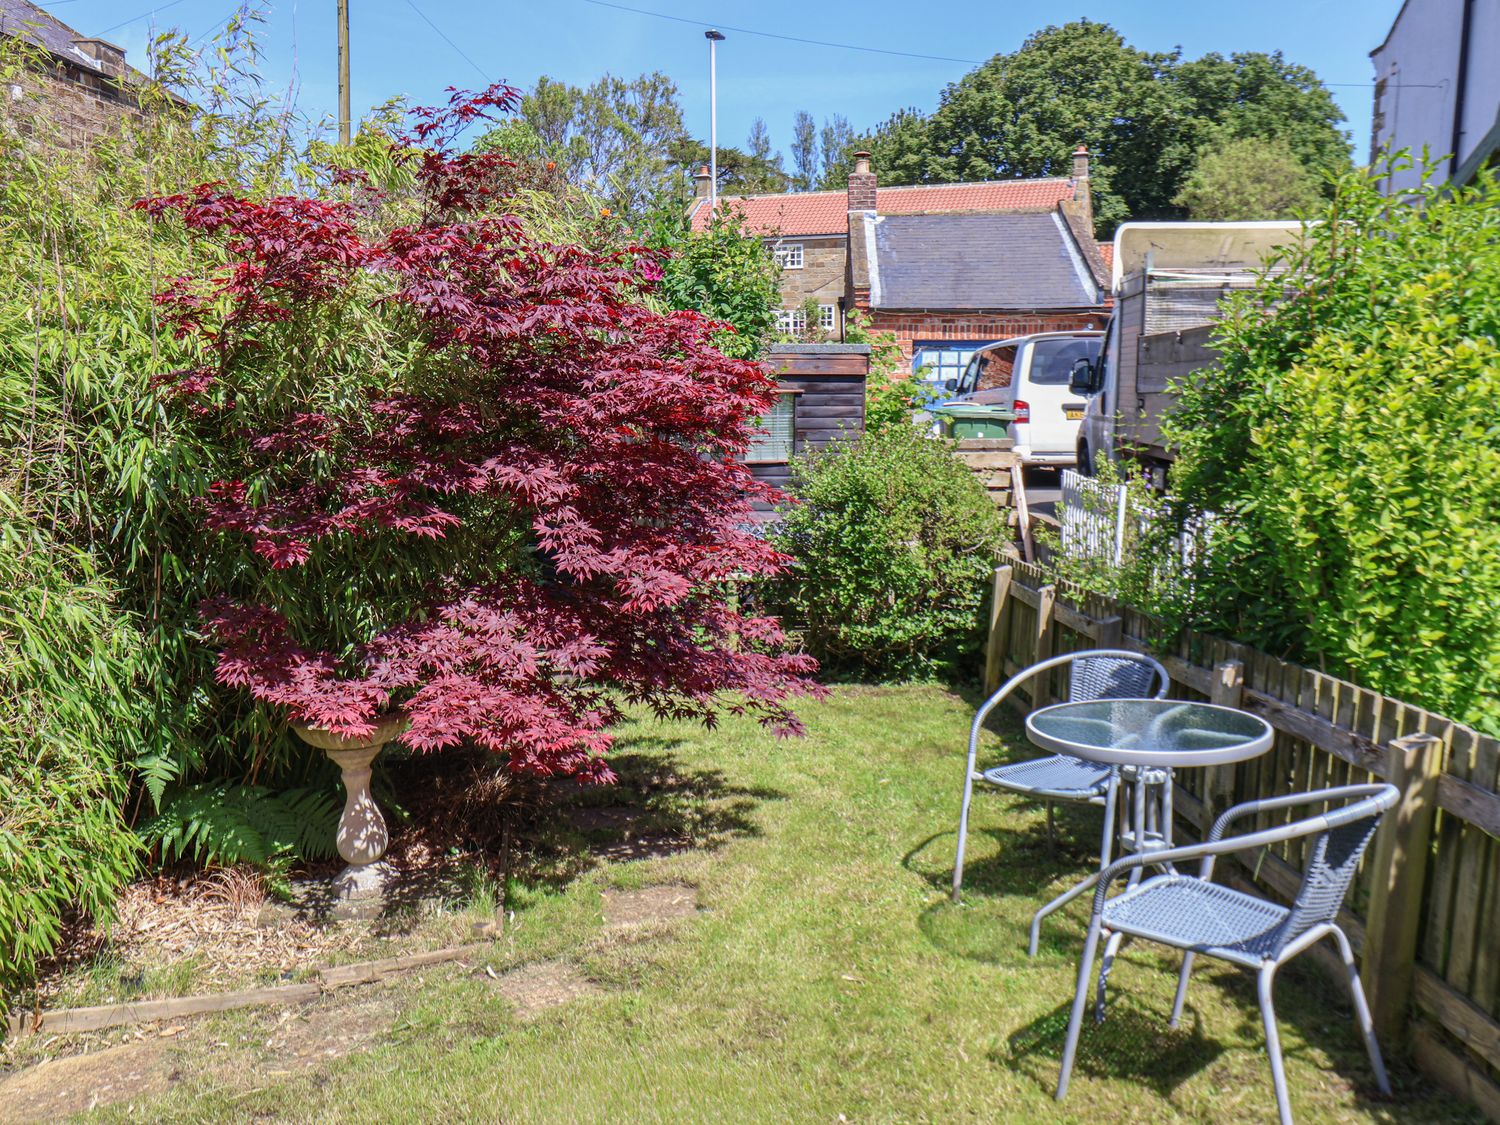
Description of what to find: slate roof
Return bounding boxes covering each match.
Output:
[689,178,1075,236]
[864,211,1102,311]
[0,0,146,83]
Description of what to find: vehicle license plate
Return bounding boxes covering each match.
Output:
[1064,407,1084,420]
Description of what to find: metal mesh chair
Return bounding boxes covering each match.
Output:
[952,649,1168,903]
[1055,783,1398,1125]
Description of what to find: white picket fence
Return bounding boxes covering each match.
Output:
[1059,469,1130,565]
[1058,468,1214,579]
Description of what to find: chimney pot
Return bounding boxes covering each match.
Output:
[1072,145,1090,181]
[693,164,713,201]
[847,151,876,212]
[71,37,126,79]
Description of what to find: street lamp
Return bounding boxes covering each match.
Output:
[705,29,725,209]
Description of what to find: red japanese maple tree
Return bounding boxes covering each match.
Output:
[139,86,817,782]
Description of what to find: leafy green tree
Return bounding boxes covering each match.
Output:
[514,72,688,214]
[818,114,856,188]
[747,117,775,165]
[859,108,940,186]
[667,137,789,197]
[791,110,818,190]
[1166,156,1500,731]
[1173,51,1351,181]
[848,21,1350,234]
[643,207,781,361]
[1173,136,1324,219]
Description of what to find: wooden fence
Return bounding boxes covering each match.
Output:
[983,560,1500,1120]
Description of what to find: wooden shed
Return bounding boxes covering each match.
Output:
[746,342,870,518]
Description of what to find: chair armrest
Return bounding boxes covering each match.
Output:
[1090,810,1343,916]
[1208,783,1395,842]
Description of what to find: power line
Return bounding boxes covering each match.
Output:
[191,5,251,49]
[577,3,1444,93]
[402,0,491,83]
[98,0,190,37]
[577,0,984,65]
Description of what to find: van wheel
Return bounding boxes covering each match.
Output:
[1076,444,1093,477]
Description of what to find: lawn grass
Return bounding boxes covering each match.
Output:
[90,684,1472,1123]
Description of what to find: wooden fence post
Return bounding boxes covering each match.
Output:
[1095,615,1123,648]
[1203,660,1245,821]
[983,565,1013,695]
[1363,732,1445,1050]
[1033,583,1057,707]
[1011,464,1035,563]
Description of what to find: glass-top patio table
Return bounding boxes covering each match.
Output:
[1021,698,1274,957]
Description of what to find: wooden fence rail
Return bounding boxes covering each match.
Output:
[982,560,1500,1121]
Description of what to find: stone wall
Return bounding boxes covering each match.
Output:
[773,235,847,313]
[2,60,145,150]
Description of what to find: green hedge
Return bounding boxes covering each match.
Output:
[766,425,1005,680]
[1167,155,1500,732]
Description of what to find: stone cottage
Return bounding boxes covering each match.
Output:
[689,149,1109,382]
[0,0,157,148]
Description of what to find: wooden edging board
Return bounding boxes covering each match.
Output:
[5,941,497,1038]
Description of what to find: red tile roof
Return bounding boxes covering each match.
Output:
[1098,242,1114,271]
[689,178,1076,236]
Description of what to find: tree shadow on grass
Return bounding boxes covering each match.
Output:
[290,733,785,929]
[521,737,787,892]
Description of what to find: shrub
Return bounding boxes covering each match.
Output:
[1166,154,1500,731]
[141,84,818,779]
[642,205,780,361]
[0,519,143,999]
[846,310,943,430]
[767,425,1005,679]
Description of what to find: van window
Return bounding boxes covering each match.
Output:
[1028,337,1101,385]
[976,346,1018,391]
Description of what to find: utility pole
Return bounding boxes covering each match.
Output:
[337,0,351,145]
[705,29,724,209]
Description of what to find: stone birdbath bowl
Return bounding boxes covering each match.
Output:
[292,713,409,901]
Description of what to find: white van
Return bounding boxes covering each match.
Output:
[946,331,1103,464]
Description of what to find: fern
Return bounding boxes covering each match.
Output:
[139,784,340,867]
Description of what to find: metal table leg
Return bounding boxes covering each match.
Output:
[1029,766,1120,957]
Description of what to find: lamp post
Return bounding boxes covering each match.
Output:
[705,29,725,209]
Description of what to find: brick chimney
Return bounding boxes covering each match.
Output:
[847,151,876,212]
[693,165,713,201]
[71,38,126,80]
[1070,144,1093,228]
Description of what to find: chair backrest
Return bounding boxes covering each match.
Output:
[1272,785,1398,954]
[1066,652,1167,703]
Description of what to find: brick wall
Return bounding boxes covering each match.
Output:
[869,309,1107,364]
[2,60,146,150]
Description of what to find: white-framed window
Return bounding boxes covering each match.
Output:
[818,304,836,330]
[775,307,807,334]
[912,341,987,387]
[745,390,798,463]
[773,242,804,269]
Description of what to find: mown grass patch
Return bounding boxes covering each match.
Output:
[81,684,1471,1123]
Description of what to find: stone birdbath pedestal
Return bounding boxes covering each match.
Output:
[292,713,408,901]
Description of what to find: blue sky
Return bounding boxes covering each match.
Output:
[55,0,1402,166]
